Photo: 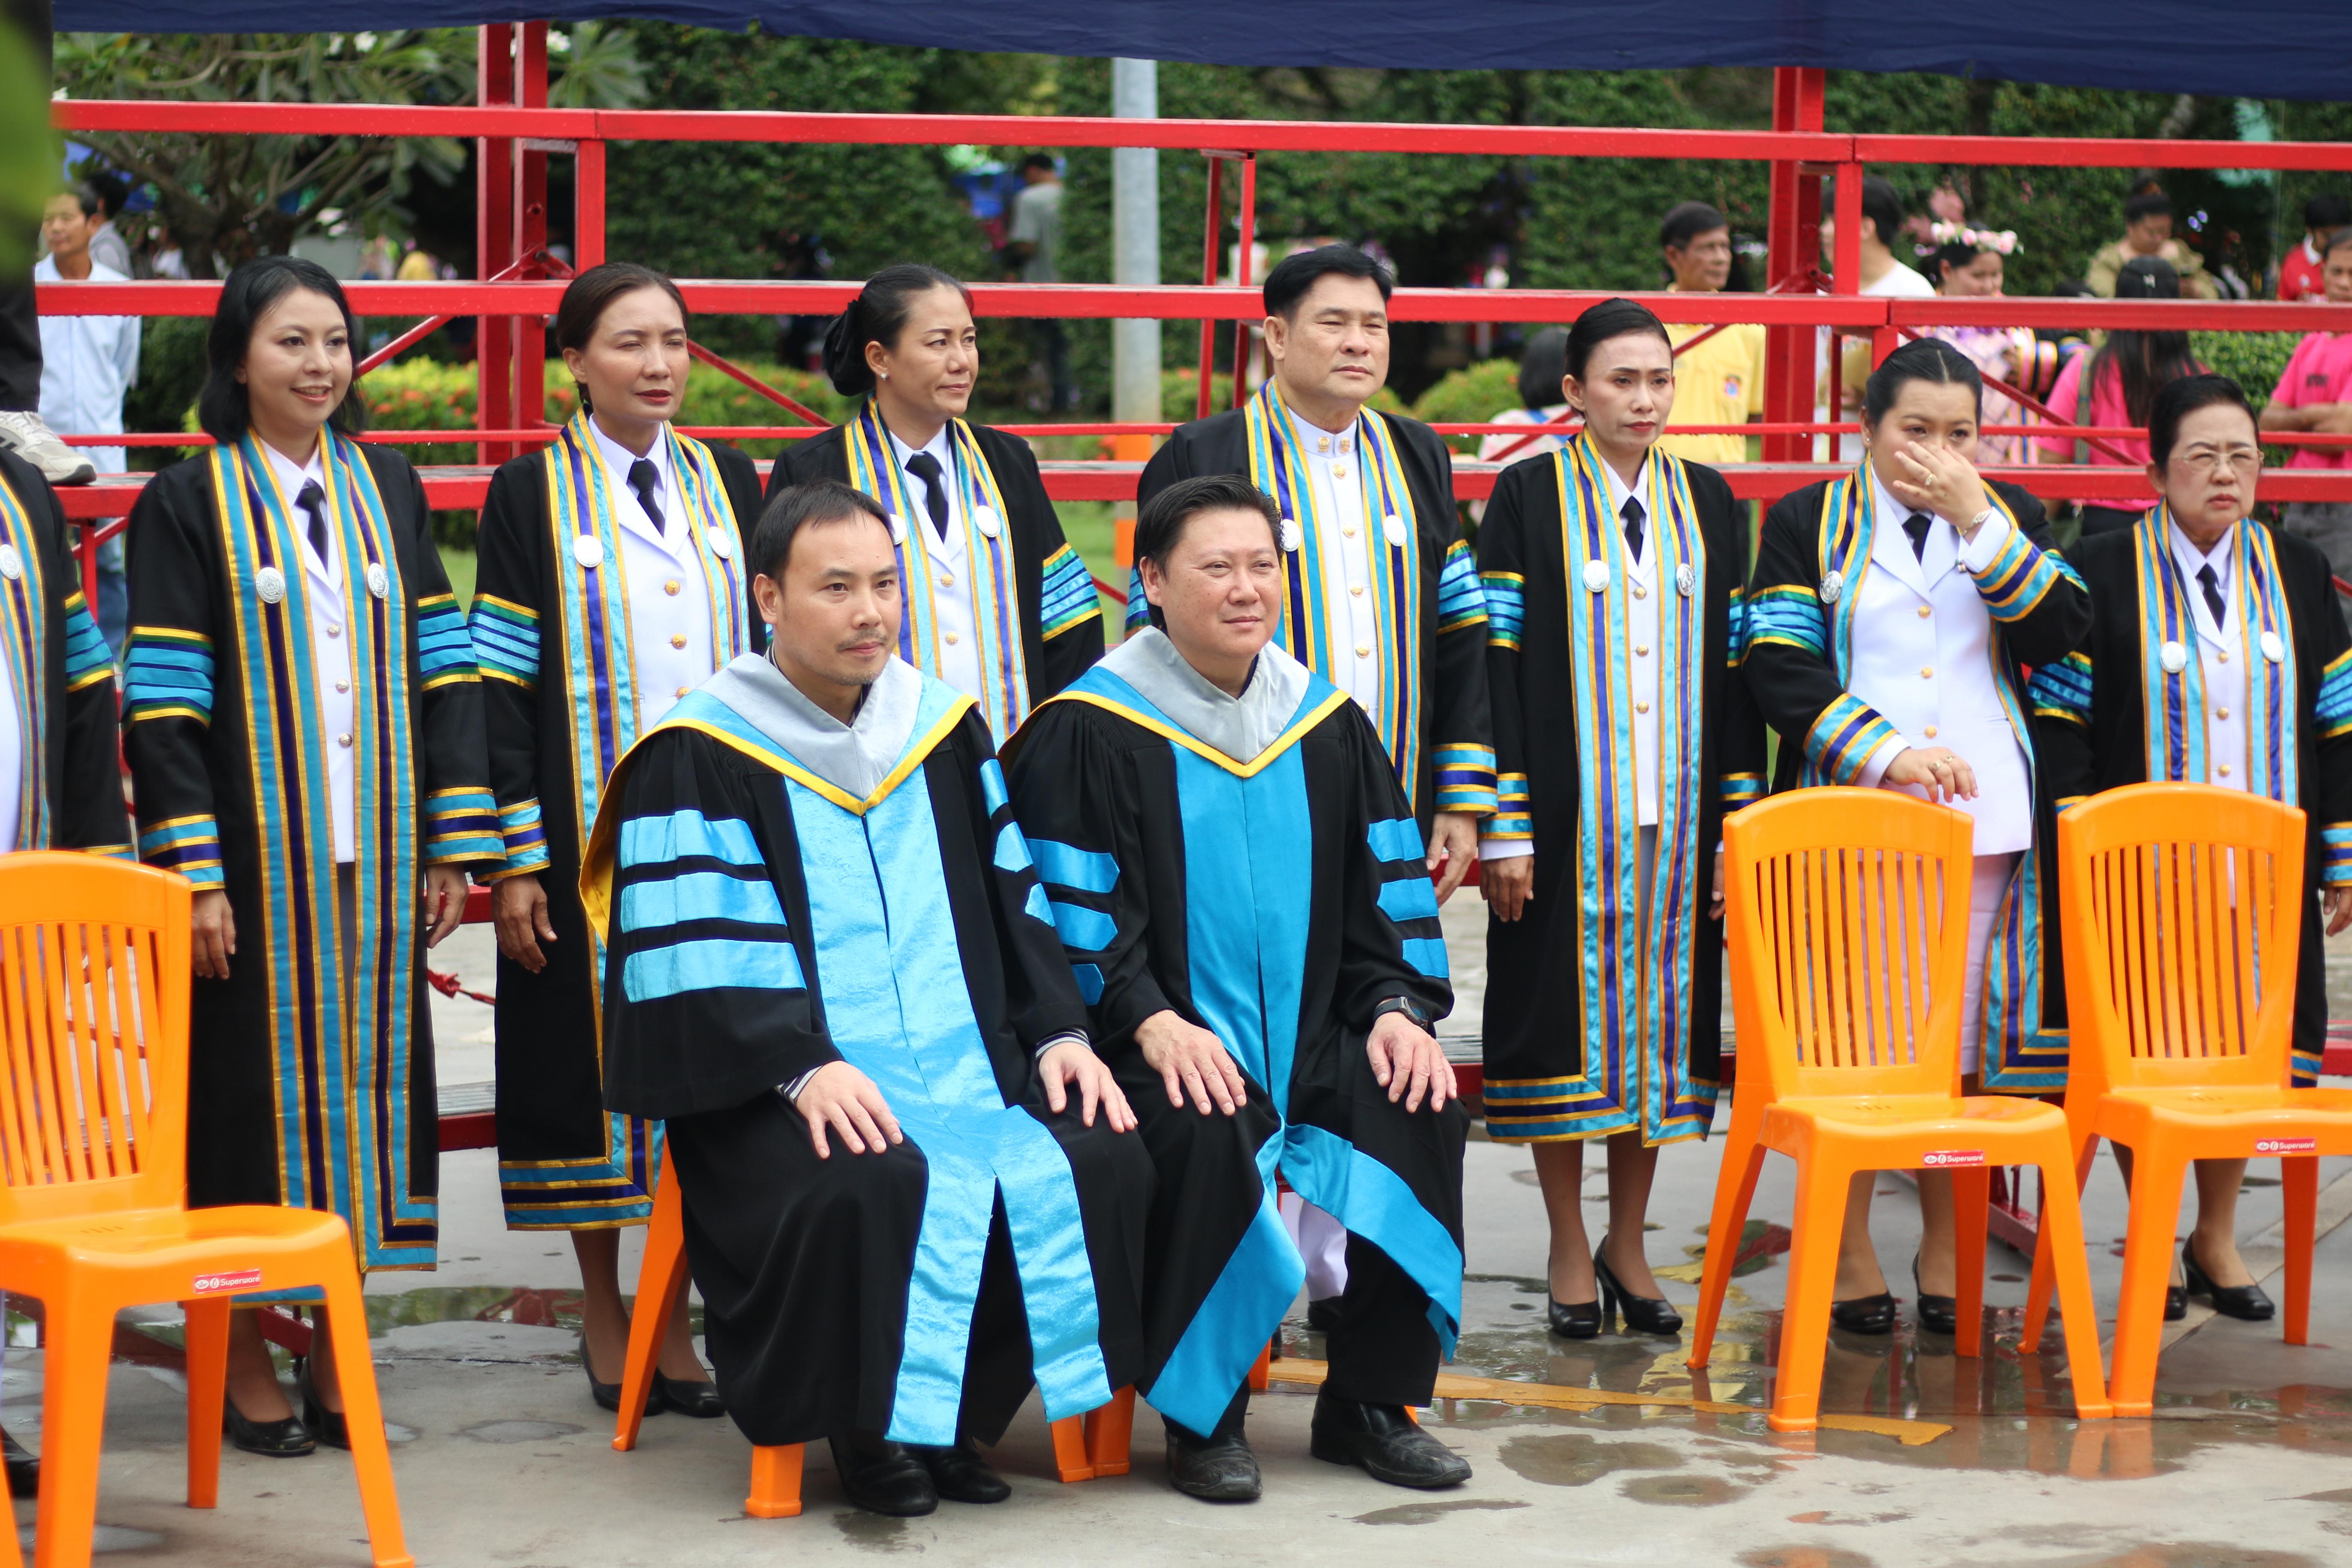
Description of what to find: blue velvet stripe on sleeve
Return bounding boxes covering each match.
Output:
[616,809,802,1002]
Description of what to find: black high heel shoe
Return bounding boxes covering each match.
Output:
[1828,1293,1897,1335]
[224,1393,315,1458]
[1911,1255,1959,1336]
[1547,1293,1601,1339]
[653,1370,727,1418]
[1594,1238,1683,1337]
[581,1333,665,1416]
[2183,1237,2274,1322]
[296,1361,350,1451]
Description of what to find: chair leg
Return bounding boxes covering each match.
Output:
[1083,1386,1134,1477]
[1768,1153,1848,1434]
[2021,1130,2097,1354]
[613,1146,689,1455]
[2283,1154,2318,1347]
[745,1444,804,1518]
[1246,1339,1270,1393]
[2107,1145,2185,1418]
[1953,1165,1991,1357]
[33,1298,115,1568]
[318,1270,414,1568]
[181,1298,230,1510]
[1688,1114,1765,1369]
[1050,1415,1095,1483]
[2029,1136,2111,1420]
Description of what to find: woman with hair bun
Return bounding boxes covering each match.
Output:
[767,263,1102,738]
[1745,336,2089,1336]
[1475,297,1764,1340]
[471,261,764,1418]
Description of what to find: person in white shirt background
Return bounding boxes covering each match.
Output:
[1746,337,2090,1336]
[1816,175,1937,462]
[34,184,138,655]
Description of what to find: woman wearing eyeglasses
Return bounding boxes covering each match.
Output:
[2030,373,2352,1320]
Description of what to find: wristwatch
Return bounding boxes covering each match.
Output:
[1372,996,1432,1031]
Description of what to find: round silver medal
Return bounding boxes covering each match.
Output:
[1676,563,1696,598]
[1819,569,1844,605]
[2260,631,2286,664]
[1278,520,1302,553]
[255,566,287,605]
[705,527,732,560]
[1582,559,1611,594]
[0,543,20,582]
[2159,640,2188,675]
[365,562,389,601]
[573,534,604,571]
[974,505,1002,540]
[1381,513,1407,549]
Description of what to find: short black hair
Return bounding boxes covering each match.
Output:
[81,169,128,217]
[553,263,690,416]
[821,263,974,397]
[52,183,103,220]
[1862,337,1982,429]
[2147,374,2256,470]
[1826,175,1907,250]
[1020,153,1057,175]
[1660,201,1728,251]
[2305,193,2351,232]
[1516,326,1569,411]
[1564,298,1671,386]
[1133,475,1280,629]
[751,481,894,583]
[197,256,368,445]
[2114,254,2182,300]
[2125,191,2174,226]
[2321,226,2352,263]
[1262,244,1392,321]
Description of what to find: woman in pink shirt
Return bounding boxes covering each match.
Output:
[2258,226,2352,584]
[2036,256,2202,536]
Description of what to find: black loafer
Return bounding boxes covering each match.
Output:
[1547,1293,1601,1339]
[652,1372,726,1419]
[828,1433,939,1517]
[1596,1240,1683,1337]
[1912,1256,1959,1337]
[582,1334,662,1416]
[224,1396,315,1458]
[2165,1286,2187,1322]
[296,1363,350,1451]
[1308,1390,1470,1489]
[1829,1293,1897,1335]
[1165,1427,1262,1502]
[3,1427,37,1498]
[2184,1238,2274,1322]
[908,1438,1011,1504]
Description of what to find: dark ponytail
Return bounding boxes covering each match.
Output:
[1562,297,1671,387]
[821,263,975,396]
[1862,337,1982,429]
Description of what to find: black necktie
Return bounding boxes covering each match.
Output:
[905,452,952,540]
[627,458,665,537]
[1903,511,1933,562]
[1620,495,1645,560]
[2199,563,2227,630]
[296,480,329,563]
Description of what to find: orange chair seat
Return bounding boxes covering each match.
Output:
[2092,1085,2352,1147]
[0,1203,348,1271]
[1762,1094,2070,1160]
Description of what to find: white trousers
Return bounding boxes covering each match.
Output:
[1960,852,2021,1078]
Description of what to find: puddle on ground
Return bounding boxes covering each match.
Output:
[461,1419,583,1444]
[1352,1498,1529,1525]
[1737,1548,1876,1568]
[831,1510,922,1552]
[1496,1432,1682,1487]
[1620,1472,1748,1506]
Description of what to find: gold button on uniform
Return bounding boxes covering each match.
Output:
[1355,643,1372,658]
[675,685,689,698]
[326,625,340,639]
[1632,585,1647,600]
[670,634,687,649]
[2218,763,2233,778]
[1917,605,1932,619]
[335,680,349,694]
[1635,701,1650,714]
[664,579,682,596]
[2217,707,2230,720]
[1920,666,1934,679]
[943,631,960,646]
[1923,725,1939,738]
[1350,584,1365,597]
[1333,463,1350,479]
[1635,645,1649,656]
[939,573,955,588]
[2218,649,2230,663]
[336,733,352,748]
[1343,526,1357,539]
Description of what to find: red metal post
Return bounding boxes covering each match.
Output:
[1761,70,1827,464]
[1196,156,1226,420]
[1231,154,1257,411]
[512,22,551,440]
[1825,160,1862,453]
[477,25,518,467]
[575,138,606,270]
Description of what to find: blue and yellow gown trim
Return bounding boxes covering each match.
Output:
[0,471,119,852]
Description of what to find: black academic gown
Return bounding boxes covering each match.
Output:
[1135,405,1493,835]
[586,668,1148,1449]
[122,437,495,1269]
[0,449,131,854]
[472,437,764,1230]
[1475,444,1763,1144]
[1002,650,1465,1438]
[2030,516,2352,1080]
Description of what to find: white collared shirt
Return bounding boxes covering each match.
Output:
[1595,455,1663,830]
[587,417,716,730]
[2168,521,2250,792]
[1848,475,2033,857]
[260,438,357,863]
[886,423,987,703]
[34,256,138,477]
[1289,410,1387,717]
[0,616,21,852]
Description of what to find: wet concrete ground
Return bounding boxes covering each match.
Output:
[8,916,2352,1564]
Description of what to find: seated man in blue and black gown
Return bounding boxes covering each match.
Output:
[1003,474,1471,1502]
[583,480,1151,1517]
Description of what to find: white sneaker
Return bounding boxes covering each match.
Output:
[0,410,98,485]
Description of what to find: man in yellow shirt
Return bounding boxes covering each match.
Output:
[1656,202,1764,467]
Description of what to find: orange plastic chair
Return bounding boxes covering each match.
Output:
[0,852,411,1568]
[1687,790,2112,1432]
[2019,784,2352,1415]
[612,1143,1134,1514]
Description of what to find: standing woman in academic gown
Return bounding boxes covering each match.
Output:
[472,263,761,1416]
[122,257,499,1454]
[2031,374,2352,1322]
[1475,299,1764,1340]
[1745,337,2088,1335]
[766,263,1102,741]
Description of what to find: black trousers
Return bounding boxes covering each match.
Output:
[0,0,51,413]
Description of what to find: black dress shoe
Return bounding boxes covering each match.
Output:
[908,1438,1011,1504]
[296,1363,349,1451]
[224,1395,315,1458]
[828,1433,938,1517]
[1912,1255,1959,1337]
[1829,1293,1897,1335]
[2,1427,37,1499]
[1308,1389,1470,1489]
[1547,1293,1601,1339]
[2184,1238,2274,1322]
[2165,1286,2188,1322]
[1305,1297,1342,1334]
[1595,1240,1683,1337]
[1165,1426,1262,1502]
[652,1372,726,1419]
[581,1335,662,1416]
